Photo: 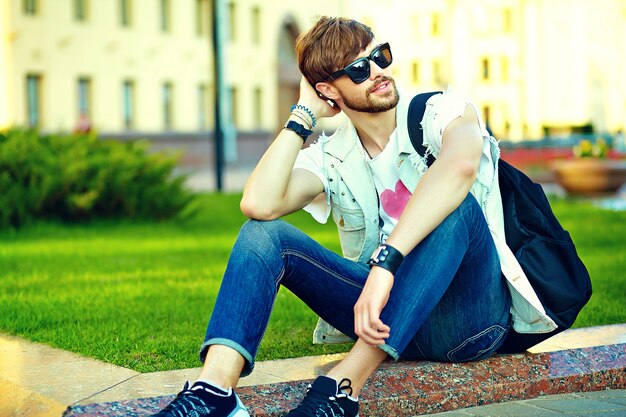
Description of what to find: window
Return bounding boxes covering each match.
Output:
[228,86,238,126]
[26,74,42,128]
[251,6,261,45]
[195,0,208,36]
[481,58,490,81]
[23,0,37,15]
[74,0,88,21]
[253,87,262,126]
[483,105,491,129]
[120,0,132,27]
[228,2,236,41]
[198,84,207,129]
[163,82,173,130]
[412,61,419,84]
[160,0,171,32]
[501,57,509,81]
[410,14,420,39]
[433,61,441,84]
[503,9,512,33]
[431,13,440,36]
[77,77,91,117]
[122,80,135,129]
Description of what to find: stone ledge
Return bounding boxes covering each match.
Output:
[64,343,625,417]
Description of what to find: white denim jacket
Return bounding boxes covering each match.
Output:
[294,91,557,344]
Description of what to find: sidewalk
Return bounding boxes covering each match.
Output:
[180,165,569,195]
[421,390,626,416]
[1,324,624,416]
[182,165,255,193]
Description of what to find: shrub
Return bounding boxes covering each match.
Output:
[0,129,193,228]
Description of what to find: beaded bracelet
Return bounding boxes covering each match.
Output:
[290,104,317,128]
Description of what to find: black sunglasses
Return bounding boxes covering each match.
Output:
[328,43,393,84]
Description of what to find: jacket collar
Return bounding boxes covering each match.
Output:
[323,91,415,161]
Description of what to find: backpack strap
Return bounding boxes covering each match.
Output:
[407,91,442,167]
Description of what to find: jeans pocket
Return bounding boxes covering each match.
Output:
[446,324,508,362]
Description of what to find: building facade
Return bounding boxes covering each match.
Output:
[346,0,626,140]
[1,0,625,146]
[0,0,343,137]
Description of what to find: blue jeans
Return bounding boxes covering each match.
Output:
[201,194,511,376]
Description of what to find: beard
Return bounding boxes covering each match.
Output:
[340,76,400,113]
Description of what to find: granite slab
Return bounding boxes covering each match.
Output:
[64,343,626,417]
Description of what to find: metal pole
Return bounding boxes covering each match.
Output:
[212,0,224,191]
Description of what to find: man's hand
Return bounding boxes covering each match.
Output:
[297,77,341,119]
[353,266,393,345]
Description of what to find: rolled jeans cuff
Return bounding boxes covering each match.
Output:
[378,342,400,361]
[199,338,255,377]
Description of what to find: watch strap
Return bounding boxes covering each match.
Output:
[284,120,313,142]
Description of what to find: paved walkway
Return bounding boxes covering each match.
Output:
[181,165,568,195]
[421,390,626,416]
[182,166,255,193]
[1,324,625,416]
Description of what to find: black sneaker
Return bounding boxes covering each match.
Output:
[150,381,250,417]
[285,375,359,417]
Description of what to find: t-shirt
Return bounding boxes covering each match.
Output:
[293,90,489,237]
[358,129,406,243]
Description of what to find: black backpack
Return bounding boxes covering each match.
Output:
[407,92,592,353]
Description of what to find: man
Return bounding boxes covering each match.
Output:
[152,16,555,417]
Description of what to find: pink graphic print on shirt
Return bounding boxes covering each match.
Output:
[380,180,411,220]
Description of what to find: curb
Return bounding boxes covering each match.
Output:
[65,343,626,416]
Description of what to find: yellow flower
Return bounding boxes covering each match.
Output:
[573,138,607,158]
[593,138,608,158]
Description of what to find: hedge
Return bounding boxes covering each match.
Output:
[0,129,193,228]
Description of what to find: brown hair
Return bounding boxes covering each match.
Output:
[295,16,375,86]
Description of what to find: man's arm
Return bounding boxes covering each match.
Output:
[354,103,485,345]
[385,103,484,253]
[240,78,339,220]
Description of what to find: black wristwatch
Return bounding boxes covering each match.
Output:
[284,120,313,143]
[367,244,405,275]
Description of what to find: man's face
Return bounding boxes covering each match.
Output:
[332,42,399,113]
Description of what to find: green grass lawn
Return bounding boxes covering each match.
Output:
[0,194,624,373]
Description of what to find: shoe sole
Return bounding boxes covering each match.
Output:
[227,409,250,417]
[229,394,250,417]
